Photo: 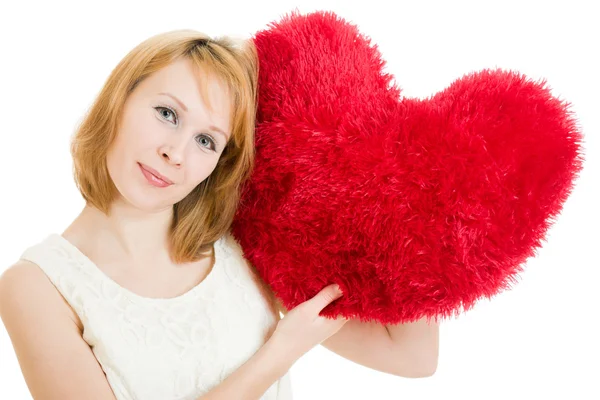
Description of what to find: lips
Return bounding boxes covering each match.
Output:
[138,163,173,186]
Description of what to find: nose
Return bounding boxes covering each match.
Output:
[159,141,185,167]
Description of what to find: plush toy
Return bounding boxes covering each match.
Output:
[230,10,585,324]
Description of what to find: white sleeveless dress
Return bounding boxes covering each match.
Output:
[19,232,293,400]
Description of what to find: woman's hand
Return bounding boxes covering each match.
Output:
[271,284,348,358]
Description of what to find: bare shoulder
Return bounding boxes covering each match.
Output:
[0,259,82,332]
[0,260,116,398]
[0,260,51,306]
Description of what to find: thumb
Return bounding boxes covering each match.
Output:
[310,284,344,313]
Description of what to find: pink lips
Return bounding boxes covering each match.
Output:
[138,163,173,188]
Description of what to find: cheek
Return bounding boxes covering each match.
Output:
[122,106,163,147]
[186,156,220,186]
[129,118,160,148]
[106,133,127,174]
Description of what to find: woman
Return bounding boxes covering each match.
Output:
[0,29,438,400]
[0,29,348,399]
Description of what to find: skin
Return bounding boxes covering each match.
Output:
[65,57,233,299]
[0,57,241,399]
[0,53,438,400]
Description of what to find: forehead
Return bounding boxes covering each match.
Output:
[136,58,232,129]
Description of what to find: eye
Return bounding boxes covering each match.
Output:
[196,134,217,151]
[155,105,217,152]
[155,106,178,124]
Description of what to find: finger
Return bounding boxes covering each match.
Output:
[308,284,344,313]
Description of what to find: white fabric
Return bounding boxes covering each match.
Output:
[19,232,293,400]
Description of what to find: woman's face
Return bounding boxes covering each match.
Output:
[106,57,232,212]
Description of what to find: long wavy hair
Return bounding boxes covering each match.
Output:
[70,29,258,263]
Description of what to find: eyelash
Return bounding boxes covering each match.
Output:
[154,105,217,151]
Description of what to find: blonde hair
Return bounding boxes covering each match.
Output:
[70,29,258,263]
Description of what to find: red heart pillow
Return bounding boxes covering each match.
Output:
[230,10,585,323]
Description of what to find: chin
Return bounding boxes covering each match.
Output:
[115,188,173,213]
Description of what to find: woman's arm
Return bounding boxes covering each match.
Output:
[274,296,439,378]
[0,261,118,400]
[0,261,297,400]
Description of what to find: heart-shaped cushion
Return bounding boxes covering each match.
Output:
[230,10,585,323]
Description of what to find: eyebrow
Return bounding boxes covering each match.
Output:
[157,92,230,140]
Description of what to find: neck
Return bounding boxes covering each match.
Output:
[65,199,174,264]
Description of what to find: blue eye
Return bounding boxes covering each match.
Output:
[155,105,218,152]
[155,106,177,124]
[196,134,217,151]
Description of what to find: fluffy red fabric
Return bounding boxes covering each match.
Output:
[230,10,585,323]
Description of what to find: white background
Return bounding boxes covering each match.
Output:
[1,0,598,399]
